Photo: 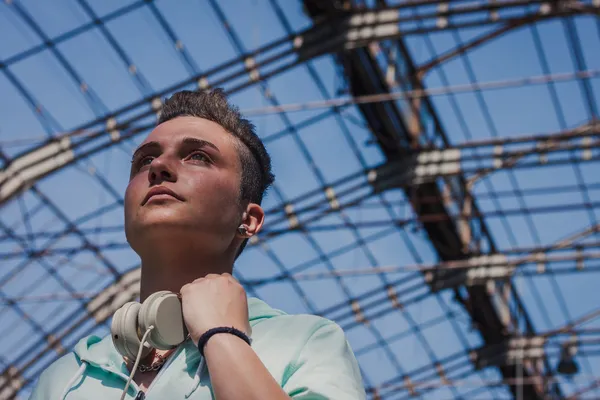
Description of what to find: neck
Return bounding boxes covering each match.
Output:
[139,245,233,301]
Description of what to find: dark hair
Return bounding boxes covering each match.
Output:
[157,89,274,205]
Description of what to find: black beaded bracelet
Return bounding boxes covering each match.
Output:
[197,327,251,357]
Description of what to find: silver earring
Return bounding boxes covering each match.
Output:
[237,225,248,236]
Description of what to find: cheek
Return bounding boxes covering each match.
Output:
[188,172,239,204]
[124,182,134,206]
[124,179,142,218]
[190,174,241,220]
[214,178,240,204]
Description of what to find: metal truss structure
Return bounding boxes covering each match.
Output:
[1,0,599,398]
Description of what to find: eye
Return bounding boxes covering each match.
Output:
[131,155,154,172]
[140,156,154,166]
[139,156,154,167]
[188,151,211,163]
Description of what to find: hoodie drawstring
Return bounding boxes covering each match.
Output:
[184,329,253,397]
[185,358,206,398]
[59,362,87,400]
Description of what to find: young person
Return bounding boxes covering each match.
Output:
[30,89,366,399]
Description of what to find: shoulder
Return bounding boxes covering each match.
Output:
[29,334,113,399]
[258,314,365,399]
[248,297,344,344]
[29,350,82,399]
[268,313,353,359]
[253,312,344,344]
[247,297,351,351]
[252,311,357,374]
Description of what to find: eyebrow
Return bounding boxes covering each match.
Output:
[131,137,220,160]
[182,137,220,153]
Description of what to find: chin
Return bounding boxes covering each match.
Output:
[127,210,192,242]
[133,218,194,237]
[128,224,194,256]
[125,207,233,257]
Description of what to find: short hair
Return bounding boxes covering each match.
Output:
[157,89,274,205]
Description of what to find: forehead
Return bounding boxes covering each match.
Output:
[142,116,237,152]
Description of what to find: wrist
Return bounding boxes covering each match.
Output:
[204,332,251,359]
[197,326,251,357]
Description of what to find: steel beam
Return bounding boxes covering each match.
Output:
[3,232,598,399]
[301,1,578,398]
[1,1,598,397]
[2,0,597,207]
[2,123,597,253]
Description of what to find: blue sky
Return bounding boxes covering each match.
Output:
[1,1,600,399]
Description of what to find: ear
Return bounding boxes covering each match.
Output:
[239,203,265,237]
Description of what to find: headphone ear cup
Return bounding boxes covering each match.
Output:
[111,302,151,360]
[139,291,187,350]
[138,291,169,342]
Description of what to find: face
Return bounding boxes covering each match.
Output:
[124,116,249,258]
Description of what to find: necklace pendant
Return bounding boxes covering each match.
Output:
[138,353,166,373]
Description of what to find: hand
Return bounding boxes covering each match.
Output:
[180,273,250,346]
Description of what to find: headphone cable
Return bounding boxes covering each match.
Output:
[120,325,155,400]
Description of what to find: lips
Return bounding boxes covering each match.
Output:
[142,186,184,205]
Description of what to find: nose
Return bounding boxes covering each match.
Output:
[148,156,177,185]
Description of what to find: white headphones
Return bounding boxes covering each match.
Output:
[111,291,188,360]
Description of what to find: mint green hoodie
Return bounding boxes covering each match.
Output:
[29,298,366,399]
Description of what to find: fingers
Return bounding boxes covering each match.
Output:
[222,272,239,285]
[181,273,241,293]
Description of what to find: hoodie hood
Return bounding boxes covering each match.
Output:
[247,296,287,322]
